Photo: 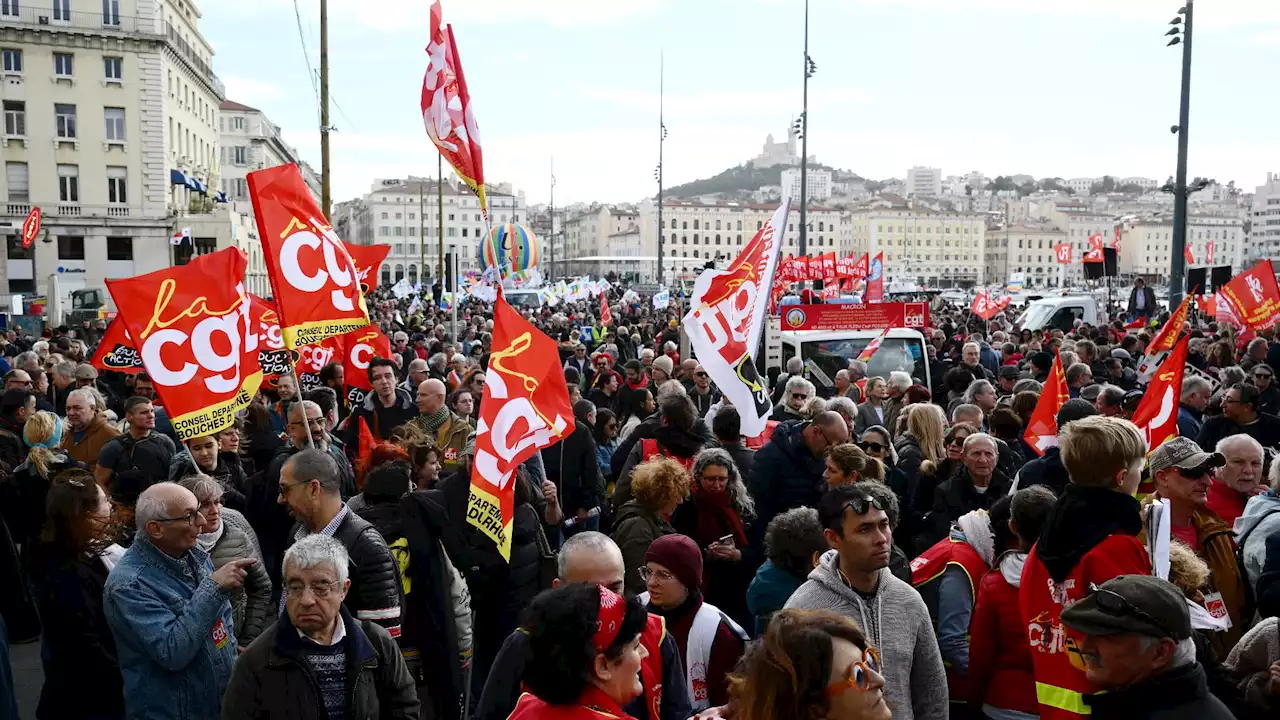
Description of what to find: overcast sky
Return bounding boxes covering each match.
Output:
[207,0,1280,207]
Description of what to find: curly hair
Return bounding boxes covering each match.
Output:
[692,447,755,520]
[764,508,827,580]
[522,583,648,705]
[728,609,870,720]
[630,456,691,512]
[389,423,440,474]
[1167,540,1210,598]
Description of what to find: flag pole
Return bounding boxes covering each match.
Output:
[438,155,444,300]
[319,0,331,221]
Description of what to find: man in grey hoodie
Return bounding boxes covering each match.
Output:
[785,484,948,720]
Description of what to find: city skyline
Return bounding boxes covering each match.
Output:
[206,0,1280,206]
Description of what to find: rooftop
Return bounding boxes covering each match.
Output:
[219,100,259,113]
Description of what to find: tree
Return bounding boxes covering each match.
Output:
[986,176,1017,192]
[1090,175,1117,194]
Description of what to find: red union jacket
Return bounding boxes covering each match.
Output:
[1019,534,1151,719]
[910,536,991,704]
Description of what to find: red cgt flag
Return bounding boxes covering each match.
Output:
[1054,243,1072,264]
[1195,294,1216,316]
[247,294,292,381]
[1131,336,1190,497]
[249,163,371,349]
[1022,350,1069,457]
[600,295,612,327]
[469,295,575,560]
[344,242,392,295]
[296,333,347,391]
[422,1,486,212]
[1184,243,1196,266]
[105,248,262,441]
[343,325,395,394]
[971,291,1012,321]
[1083,233,1104,263]
[90,315,144,374]
[1220,260,1280,332]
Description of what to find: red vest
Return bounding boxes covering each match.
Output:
[641,438,695,475]
[1019,534,1151,720]
[909,538,991,703]
[638,614,666,720]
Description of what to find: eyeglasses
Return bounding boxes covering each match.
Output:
[840,495,885,517]
[1174,465,1211,480]
[279,479,313,496]
[791,392,808,400]
[825,647,881,696]
[289,417,325,428]
[637,566,676,583]
[1087,583,1175,638]
[861,442,886,453]
[695,371,708,378]
[1256,374,1272,380]
[286,579,341,599]
[153,509,203,526]
[947,436,967,447]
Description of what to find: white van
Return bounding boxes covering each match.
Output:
[776,328,932,392]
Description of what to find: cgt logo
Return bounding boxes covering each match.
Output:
[279,216,362,314]
[298,342,339,373]
[347,330,381,372]
[139,280,250,394]
[904,303,926,328]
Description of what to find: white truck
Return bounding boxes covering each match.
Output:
[1015,295,1107,333]
[765,321,932,392]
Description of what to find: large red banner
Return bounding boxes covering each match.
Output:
[1023,350,1068,457]
[343,325,394,393]
[344,241,392,294]
[296,333,346,394]
[779,302,930,332]
[105,248,262,440]
[1220,260,1280,332]
[89,315,143,374]
[249,163,371,349]
[247,294,291,380]
[469,295,575,560]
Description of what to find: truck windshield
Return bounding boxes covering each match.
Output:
[800,338,927,390]
[1018,303,1056,330]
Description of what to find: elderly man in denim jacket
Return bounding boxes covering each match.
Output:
[105,482,258,720]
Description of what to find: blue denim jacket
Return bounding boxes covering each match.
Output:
[103,535,238,720]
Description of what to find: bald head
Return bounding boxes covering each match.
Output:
[417,378,447,415]
[803,410,851,458]
[556,531,625,596]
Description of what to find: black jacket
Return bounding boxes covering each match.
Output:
[922,465,1013,550]
[1016,446,1070,496]
[24,545,123,720]
[98,430,176,499]
[1127,285,1159,318]
[475,626,693,720]
[540,423,602,517]
[288,508,403,642]
[713,440,756,480]
[1,453,85,547]
[345,387,418,452]
[168,450,249,512]
[221,606,419,720]
[613,422,707,508]
[1196,412,1280,453]
[746,421,825,561]
[1083,662,1234,720]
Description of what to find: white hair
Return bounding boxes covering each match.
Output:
[640,348,654,360]
[1135,635,1196,669]
[1180,376,1211,400]
[656,379,687,399]
[889,371,912,392]
[785,375,814,397]
[826,396,857,420]
[1271,451,1280,492]
[785,357,804,374]
[663,341,677,353]
[558,531,621,578]
[848,359,868,377]
[31,340,48,356]
[963,379,995,404]
[952,403,983,424]
[284,534,350,585]
[450,353,465,364]
[1216,433,1263,460]
[67,386,104,412]
[133,482,185,531]
[835,369,850,382]
[963,341,980,354]
[287,400,322,422]
[962,432,998,454]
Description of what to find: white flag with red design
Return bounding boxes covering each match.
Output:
[421,1,486,211]
[600,295,612,327]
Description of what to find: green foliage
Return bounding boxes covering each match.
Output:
[665,162,837,199]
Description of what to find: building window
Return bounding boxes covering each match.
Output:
[462,228,468,237]
[1,49,20,74]
[57,164,78,202]
[232,146,247,165]
[395,212,402,220]
[107,166,127,203]
[107,237,132,261]
[104,56,122,81]
[394,264,404,281]
[381,212,388,220]
[104,107,125,141]
[378,227,389,237]
[53,53,73,78]
[670,219,676,229]
[381,265,391,286]
[55,104,76,138]
[58,236,85,260]
[102,0,120,26]
[394,226,403,237]
[3,100,23,136]
[6,162,27,202]
[7,235,32,262]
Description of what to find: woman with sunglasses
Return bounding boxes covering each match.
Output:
[937,422,979,488]
[24,474,126,720]
[509,584,652,720]
[729,609,890,720]
[593,408,622,491]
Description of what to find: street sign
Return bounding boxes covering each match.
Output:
[21,207,40,249]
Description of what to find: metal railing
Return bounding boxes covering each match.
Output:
[0,202,139,219]
[0,6,154,35]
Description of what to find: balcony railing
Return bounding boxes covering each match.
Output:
[0,202,139,219]
[0,7,155,35]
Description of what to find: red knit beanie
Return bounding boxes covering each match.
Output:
[644,534,703,590]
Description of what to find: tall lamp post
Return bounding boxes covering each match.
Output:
[796,0,817,256]
[1166,1,1194,309]
[656,53,667,285]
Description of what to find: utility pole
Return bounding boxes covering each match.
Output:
[419,179,425,284]
[319,0,331,221]
[1168,1,1194,309]
[549,158,556,282]
[797,0,813,256]
[656,51,667,285]
[437,155,445,288]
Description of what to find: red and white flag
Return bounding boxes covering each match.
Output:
[1184,243,1196,266]
[684,193,792,436]
[1113,224,1122,252]
[1205,241,1215,265]
[857,328,890,363]
[866,252,884,303]
[600,295,612,327]
[1136,292,1193,381]
[1220,260,1280,332]
[1131,336,1190,498]
[971,291,1011,321]
[1054,243,1072,264]
[469,295,575,560]
[1083,233,1104,263]
[852,253,869,280]
[422,1,486,212]
[1022,350,1069,457]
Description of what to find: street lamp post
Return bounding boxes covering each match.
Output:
[1167,1,1194,309]
[656,52,667,286]
[797,0,815,257]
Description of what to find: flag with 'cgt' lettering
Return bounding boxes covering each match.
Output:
[105,248,262,441]
[249,163,371,349]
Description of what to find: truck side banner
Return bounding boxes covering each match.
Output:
[779,302,930,332]
[105,248,262,441]
[249,163,371,349]
[684,193,792,437]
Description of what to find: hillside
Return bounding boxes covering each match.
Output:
[665,161,845,198]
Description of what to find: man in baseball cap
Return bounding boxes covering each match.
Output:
[1060,575,1233,718]
[1146,437,1244,655]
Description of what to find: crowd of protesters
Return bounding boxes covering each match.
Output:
[0,277,1279,720]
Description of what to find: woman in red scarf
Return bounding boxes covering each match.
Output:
[671,448,755,629]
[508,584,651,720]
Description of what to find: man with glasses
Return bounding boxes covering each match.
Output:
[773,375,814,423]
[1251,362,1279,416]
[3,368,32,391]
[785,485,948,720]
[748,411,850,557]
[689,364,719,419]
[277,449,402,646]
[96,396,177,496]
[1059,575,1234,719]
[222,534,417,720]
[104,482,256,720]
[1196,383,1280,453]
[1147,437,1245,656]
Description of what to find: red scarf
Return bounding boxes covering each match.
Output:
[626,373,650,391]
[508,685,639,720]
[690,483,749,551]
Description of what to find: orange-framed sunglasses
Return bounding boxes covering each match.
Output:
[824,647,881,696]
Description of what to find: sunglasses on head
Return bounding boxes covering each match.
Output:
[1087,583,1175,638]
[825,647,881,696]
[841,494,885,517]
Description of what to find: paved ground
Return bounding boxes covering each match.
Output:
[8,638,40,720]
